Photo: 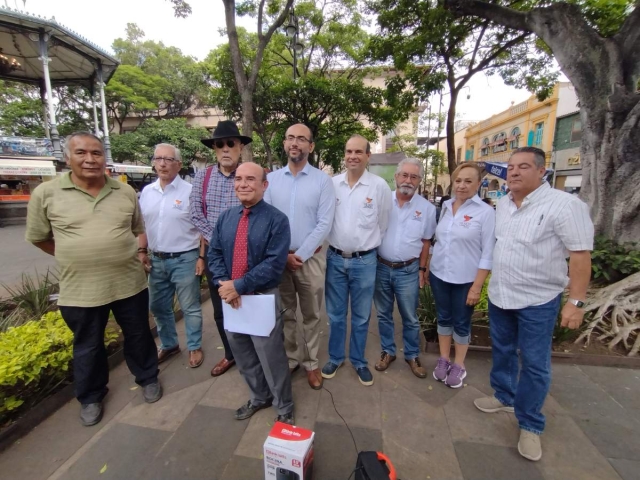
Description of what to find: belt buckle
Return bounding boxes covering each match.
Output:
[341,251,353,258]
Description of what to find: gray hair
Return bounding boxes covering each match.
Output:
[63,131,103,159]
[395,157,425,178]
[511,147,545,168]
[154,143,182,162]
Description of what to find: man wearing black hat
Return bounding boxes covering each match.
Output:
[189,120,253,377]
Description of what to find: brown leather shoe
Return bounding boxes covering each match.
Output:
[307,369,323,390]
[374,352,396,371]
[158,345,180,364]
[189,349,204,368]
[211,357,235,377]
[407,357,427,378]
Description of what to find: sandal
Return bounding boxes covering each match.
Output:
[189,349,204,368]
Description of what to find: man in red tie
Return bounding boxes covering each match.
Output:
[208,162,294,425]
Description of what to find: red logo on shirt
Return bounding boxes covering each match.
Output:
[415,211,422,217]
[365,197,373,204]
[464,215,473,222]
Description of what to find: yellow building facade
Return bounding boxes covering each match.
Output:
[463,83,574,169]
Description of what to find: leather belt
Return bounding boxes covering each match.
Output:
[151,248,198,259]
[329,245,375,258]
[289,246,323,255]
[377,256,418,269]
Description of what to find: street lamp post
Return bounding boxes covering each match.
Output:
[285,8,304,81]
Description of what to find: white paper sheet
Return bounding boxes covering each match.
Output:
[222,294,276,337]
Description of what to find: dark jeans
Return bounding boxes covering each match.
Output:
[429,272,474,344]
[488,294,562,434]
[59,289,159,404]
[204,257,234,361]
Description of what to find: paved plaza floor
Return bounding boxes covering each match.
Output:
[0,300,639,480]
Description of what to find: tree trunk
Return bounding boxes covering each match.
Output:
[445,88,459,174]
[445,0,640,243]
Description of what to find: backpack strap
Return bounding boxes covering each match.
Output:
[201,165,214,218]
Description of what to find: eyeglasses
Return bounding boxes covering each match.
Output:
[152,156,179,164]
[215,139,237,149]
[399,173,421,181]
[285,135,311,144]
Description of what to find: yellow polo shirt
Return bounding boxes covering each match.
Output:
[25,172,147,307]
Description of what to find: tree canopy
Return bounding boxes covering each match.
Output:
[444,0,639,244]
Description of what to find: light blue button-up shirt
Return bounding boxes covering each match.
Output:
[264,162,336,262]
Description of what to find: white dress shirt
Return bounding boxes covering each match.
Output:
[377,191,437,262]
[489,182,594,310]
[264,162,335,262]
[139,176,200,253]
[430,195,495,284]
[328,170,392,252]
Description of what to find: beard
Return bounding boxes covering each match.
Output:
[396,182,416,196]
[288,150,307,163]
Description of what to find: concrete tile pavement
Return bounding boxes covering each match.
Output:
[0,300,637,480]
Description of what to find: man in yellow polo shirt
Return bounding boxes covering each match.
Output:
[25,132,161,426]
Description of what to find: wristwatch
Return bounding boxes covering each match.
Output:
[567,298,585,308]
[418,266,427,272]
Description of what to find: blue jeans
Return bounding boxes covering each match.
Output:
[325,249,377,368]
[489,295,562,435]
[429,272,474,344]
[374,261,421,360]
[149,249,203,351]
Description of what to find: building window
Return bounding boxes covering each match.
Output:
[534,122,544,146]
[510,127,521,149]
[468,145,475,161]
[492,132,507,153]
[570,118,582,143]
[456,147,462,163]
[481,138,490,156]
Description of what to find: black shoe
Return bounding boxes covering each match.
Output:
[142,381,163,403]
[234,399,272,420]
[275,412,295,425]
[80,403,103,426]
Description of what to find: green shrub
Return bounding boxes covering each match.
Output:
[418,286,438,342]
[0,311,118,426]
[1,269,58,332]
[591,236,640,284]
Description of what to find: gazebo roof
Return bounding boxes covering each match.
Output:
[0,6,118,90]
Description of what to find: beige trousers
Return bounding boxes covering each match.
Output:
[279,251,326,371]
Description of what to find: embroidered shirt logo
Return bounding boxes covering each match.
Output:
[363,197,374,209]
[412,210,422,221]
[173,199,183,209]
[464,215,473,222]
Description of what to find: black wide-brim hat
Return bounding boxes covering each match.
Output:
[201,120,253,149]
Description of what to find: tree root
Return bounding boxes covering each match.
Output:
[575,271,640,356]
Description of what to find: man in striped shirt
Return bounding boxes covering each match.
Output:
[189,121,251,377]
[473,147,594,462]
[26,132,161,426]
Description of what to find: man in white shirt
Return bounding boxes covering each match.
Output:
[138,144,206,369]
[374,158,436,378]
[322,135,392,386]
[264,124,335,390]
[473,147,594,462]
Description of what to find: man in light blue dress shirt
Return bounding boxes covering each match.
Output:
[264,124,335,390]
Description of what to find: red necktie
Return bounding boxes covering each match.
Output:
[231,208,251,280]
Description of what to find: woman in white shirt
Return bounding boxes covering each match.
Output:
[429,163,495,388]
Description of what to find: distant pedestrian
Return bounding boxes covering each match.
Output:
[373,158,436,378]
[190,120,251,377]
[474,147,593,462]
[139,143,205,369]
[429,163,495,388]
[264,124,335,390]
[209,162,294,425]
[322,135,392,386]
[25,132,161,427]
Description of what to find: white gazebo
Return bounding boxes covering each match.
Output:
[0,6,119,162]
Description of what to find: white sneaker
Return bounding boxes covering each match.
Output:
[473,396,515,413]
[518,429,542,461]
